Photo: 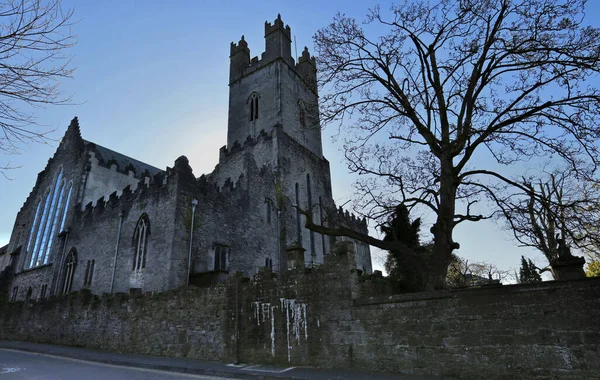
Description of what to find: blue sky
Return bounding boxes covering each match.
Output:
[2,0,599,276]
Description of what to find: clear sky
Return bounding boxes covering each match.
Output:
[2,0,599,277]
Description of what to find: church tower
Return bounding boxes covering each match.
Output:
[227,14,322,157]
[209,15,334,272]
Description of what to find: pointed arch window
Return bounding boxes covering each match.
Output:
[59,183,73,232]
[24,200,42,269]
[248,92,259,121]
[29,189,52,268]
[62,249,77,294]
[133,214,150,271]
[38,169,63,265]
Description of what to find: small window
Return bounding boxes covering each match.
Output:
[265,257,273,269]
[214,244,229,271]
[11,286,18,302]
[40,284,48,299]
[248,93,259,121]
[26,287,33,303]
[298,100,307,127]
[84,259,95,288]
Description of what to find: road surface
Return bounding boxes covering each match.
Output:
[0,349,233,380]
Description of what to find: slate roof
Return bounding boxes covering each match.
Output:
[84,140,163,178]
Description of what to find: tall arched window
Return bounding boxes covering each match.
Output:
[59,182,73,232]
[42,179,66,265]
[38,169,63,265]
[29,189,52,268]
[23,200,42,269]
[248,92,259,121]
[307,174,315,258]
[133,214,150,271]
[62,249,77,295]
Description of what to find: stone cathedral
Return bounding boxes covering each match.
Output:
[0,16,372,302]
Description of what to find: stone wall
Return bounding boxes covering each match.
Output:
[0,286,229,361]
[2,244,599,379]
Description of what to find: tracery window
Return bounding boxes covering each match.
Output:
[133,214,149,271]
[248,92,259,121]
[62,249,77,294]
[26,169,72,269]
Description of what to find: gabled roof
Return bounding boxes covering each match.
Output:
[84,140,163,178]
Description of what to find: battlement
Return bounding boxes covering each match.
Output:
[218,128,273,161]
[74,159,185,223]
[229,15,316,89]
[333,205,368,233]
[264,14,291,40]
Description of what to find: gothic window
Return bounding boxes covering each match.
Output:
[295,182,302,245]
[24,200,41,269]
[62,249,77,294]
[133,214,149,271]
[265,257,273,269]
[307,174,315,257]
[38,169,63,265]
[42,178,67,265]
[248,92,259,121]
[59,182,73,232]
[214,244,229,271]
[84,259,95,287]
[29,189,52,268]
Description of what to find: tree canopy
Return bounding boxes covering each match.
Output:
[312,0,600,290]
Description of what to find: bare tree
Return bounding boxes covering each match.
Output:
[308,0,600,290]
[501,170,600,277]
[0,0,76,174]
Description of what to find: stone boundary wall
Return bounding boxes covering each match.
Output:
[1,245,599,379]
[0,286,229,361]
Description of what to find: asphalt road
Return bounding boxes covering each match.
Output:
[0,349,234,380]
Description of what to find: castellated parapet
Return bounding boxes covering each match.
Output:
[228,15,316,90]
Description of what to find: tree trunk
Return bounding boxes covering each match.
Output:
[428,157,458,290]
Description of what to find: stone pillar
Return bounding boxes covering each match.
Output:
[286,244,306,270]
[551,255,586,280]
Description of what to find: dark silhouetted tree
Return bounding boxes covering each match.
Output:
[519,256,542,283]
[305,0,600,290]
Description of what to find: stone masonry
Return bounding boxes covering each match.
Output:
[0,16,372,303]
[1,242,599,379]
